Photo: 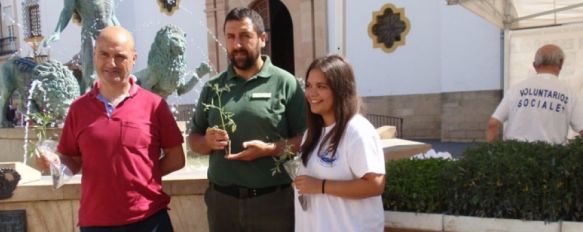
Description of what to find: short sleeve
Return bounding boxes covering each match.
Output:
[347,123,386,178]
[284,78,307,137]
[157,99,184,148]
[492,95,510,122]
[570,92,583,132]
[190,84,211,134]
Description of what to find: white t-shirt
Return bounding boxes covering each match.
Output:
[294,114,386,232]
[492,73,583,144]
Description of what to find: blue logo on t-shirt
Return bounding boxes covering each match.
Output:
[318,147,337,167]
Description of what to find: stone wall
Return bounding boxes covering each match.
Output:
[441,90,502,142]
[0,170,209,232]
[362,90,502,141]
[362,93,442,139]
[178,90,503,141]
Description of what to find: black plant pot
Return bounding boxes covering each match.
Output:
[0,168,21,200]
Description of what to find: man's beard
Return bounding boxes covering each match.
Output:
[229,48,259,70]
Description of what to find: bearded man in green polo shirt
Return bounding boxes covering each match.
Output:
[188,7,306,232]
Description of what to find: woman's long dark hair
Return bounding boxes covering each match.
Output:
[301,55,359,166]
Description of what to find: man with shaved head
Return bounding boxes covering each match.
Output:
[38,26,185,231]
[487,44,583,144]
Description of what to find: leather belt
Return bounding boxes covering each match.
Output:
[210,182,290,199]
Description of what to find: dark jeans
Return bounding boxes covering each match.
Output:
[205,184,294,232]
[80,209,173,232]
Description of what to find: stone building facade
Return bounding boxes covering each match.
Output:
[202,0,501,142]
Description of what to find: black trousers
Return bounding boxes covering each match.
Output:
[205,184,294,232]
[80,209,173,232]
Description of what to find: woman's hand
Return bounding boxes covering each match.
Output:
[294,175,323,194]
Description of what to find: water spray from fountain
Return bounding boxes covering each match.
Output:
[22,80,45,164]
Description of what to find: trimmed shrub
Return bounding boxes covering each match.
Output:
[383,158,454,213]
[383,138,583,222]
[562,139,583,220]
[446,140,567,220]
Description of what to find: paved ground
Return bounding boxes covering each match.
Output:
[385,228,434,232]
[415,139,482,159]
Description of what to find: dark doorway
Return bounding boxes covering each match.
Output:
[250,0,295,75]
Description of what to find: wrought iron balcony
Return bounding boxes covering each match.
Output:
[365,114,404,138]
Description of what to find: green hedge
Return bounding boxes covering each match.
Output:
[383,158,454,213]
[383,138,583,221]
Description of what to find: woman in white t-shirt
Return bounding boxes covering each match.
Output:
[294,55,386,232]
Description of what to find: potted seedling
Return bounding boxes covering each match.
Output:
[203,83,237,154]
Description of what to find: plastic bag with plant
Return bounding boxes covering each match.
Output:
[36,140,74,189]
[270,142,307,210]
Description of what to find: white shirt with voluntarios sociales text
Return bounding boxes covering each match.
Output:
[492,73,583,144]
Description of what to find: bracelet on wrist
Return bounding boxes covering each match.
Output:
[321,179,326,194]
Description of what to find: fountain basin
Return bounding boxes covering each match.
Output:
[0,127,61,167]
[0,162,40,184]
[0,167,209,232]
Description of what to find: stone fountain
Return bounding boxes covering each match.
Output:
[0,1,212,166]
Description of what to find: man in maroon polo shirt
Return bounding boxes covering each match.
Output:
[38,26,185,232]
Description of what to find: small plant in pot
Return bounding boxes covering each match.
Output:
[203,83,237,154]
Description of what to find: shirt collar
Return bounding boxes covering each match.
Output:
[227,55,272,81]
[89,75,140,98]
[537,73,559,80]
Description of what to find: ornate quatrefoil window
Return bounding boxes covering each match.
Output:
[157,0,180,15]
[368,3,411,53]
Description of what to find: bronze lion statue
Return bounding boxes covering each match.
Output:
[136,24,211,99]
[0,58,80,127]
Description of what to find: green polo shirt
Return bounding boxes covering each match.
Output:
[192,56,306,188]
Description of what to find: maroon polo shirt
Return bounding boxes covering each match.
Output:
[57,78,183,226]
